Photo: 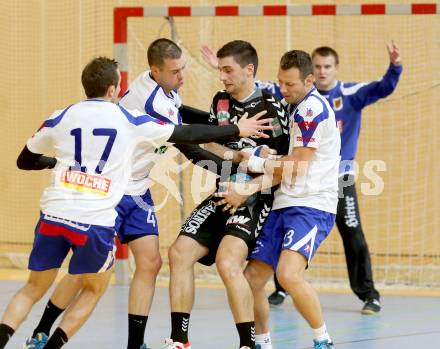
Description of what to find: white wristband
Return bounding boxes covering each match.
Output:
[248,155,267,173]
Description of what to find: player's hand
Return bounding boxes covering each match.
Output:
[257,146,277,159]
[201,45,219,69]
[237,111,273,139]
[387,40,401,65]
[214,182,250,214]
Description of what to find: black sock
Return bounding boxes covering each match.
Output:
[0,324,14,348]
[236,322,255,349]
[44,327,68,349]
[32,299,65,337]
[127,314,148,349]
[170,312,190,343]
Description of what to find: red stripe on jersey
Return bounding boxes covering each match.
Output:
[412,3,436,14]
[312,5,336,15]
[39,221,88,246]
[169,6,191,16]
[263,5,287,16]
[216,6,238,16]
[361,4,386,15]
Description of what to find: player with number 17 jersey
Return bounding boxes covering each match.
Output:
[28,100,174,227]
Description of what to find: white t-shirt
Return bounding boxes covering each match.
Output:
[118,71,182,195]
[272,88,341,214]
[27,99,174,226]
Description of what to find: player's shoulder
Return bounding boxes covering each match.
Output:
[117,103,148,118]
[41,102,82,130]
[213,90,230,100]
[128,70,158,94]
[47,104,74,119]
[261,89,281,102]
[261,90,285,117]
[297,90,329,118]
[340,81,369,96]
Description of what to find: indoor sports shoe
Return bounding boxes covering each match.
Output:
[361,298,381,315]
[140,344,151,349]
[313,339,334,349]
[268,290,287,305]
[162,338,192,349]
[23,332,48,349]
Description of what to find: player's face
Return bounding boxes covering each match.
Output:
[155,56,186,93]
[312,54,338,90]
[218,56,253,96]
[278,67,314,105]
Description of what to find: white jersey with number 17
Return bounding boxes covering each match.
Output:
[26,99,174,226]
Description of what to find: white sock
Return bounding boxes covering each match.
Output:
[312,324,331,342]
[255,332,273,348]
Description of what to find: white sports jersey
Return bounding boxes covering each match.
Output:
[272,88,341,214]
[118,71,182,195]
[27,100,174,226]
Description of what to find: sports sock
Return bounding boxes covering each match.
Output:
[236,321,256,349]
[0,323,14,348]
[44,327,68,349]
[32,299,65,337]
[255,332,272,349]
[312,323,331,343]
[170,312,190,343]
[127,314,148,349]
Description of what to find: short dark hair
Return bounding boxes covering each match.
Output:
[279,50,313,79]
[217,40,258,77]
[81,57,119,98]
[311,46,339,65]
[147,38,182,67]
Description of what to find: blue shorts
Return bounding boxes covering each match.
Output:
[115,190,158,244]
[250,206,336,270]
[29,213,116,274]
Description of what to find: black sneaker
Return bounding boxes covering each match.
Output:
[268,290,287,305]
[361,298,381,315]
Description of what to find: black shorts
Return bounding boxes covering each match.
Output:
[179,194,272,266]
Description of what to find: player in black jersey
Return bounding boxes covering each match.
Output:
[165,41,289,349]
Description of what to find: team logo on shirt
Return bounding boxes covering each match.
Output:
[332,97,343,111]
[168,108,175,117]
[305,108,314,117]
[60,170,111,196]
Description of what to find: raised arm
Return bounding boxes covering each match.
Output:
[350,41,403,110]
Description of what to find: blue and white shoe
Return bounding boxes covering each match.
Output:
[139,344,151,349]
[313,339,334,349]
[23,333,48,349]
